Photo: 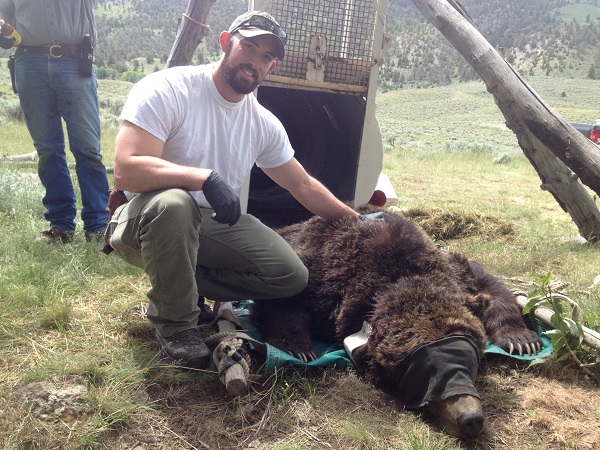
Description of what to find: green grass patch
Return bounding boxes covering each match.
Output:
[0,74,599,449]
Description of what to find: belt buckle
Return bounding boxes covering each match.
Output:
[48,44,62,58]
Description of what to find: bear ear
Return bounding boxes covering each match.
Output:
[350,343,370,368]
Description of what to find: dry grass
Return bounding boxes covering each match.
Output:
[401,207,516,241]
[4,358,597,449]
[470,360,600,450]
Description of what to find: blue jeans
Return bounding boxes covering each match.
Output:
[15,54,109,233]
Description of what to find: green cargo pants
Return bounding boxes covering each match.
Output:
[107,188,309,337]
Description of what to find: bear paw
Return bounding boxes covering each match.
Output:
[491,328,542,356]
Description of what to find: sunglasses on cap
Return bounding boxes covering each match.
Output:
[230,14,287,45]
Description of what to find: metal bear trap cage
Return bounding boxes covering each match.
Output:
[245,0,389,226]
[254,0,386,94]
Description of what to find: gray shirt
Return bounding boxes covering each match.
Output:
[0,0,96,46]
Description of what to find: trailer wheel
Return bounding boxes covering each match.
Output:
[249,86,365,228]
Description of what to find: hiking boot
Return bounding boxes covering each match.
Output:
[155,328,211,368]
[85,230,106,243]
[35,227,74,244]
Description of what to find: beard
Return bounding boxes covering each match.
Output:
[222,45,261,95]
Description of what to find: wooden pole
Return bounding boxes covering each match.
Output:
[410,0,600,242]
[1,151,37,161]
[166,0,217,68]
[515,295,600,352]
[213,302,248,396]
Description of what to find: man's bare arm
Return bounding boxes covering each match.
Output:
[113,121,212,192]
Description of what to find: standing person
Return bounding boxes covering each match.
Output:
[107,11,367,369]
[0,0,109,243]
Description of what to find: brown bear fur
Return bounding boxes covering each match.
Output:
[252,210,541,394]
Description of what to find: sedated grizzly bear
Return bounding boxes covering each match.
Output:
[252,210,542,439]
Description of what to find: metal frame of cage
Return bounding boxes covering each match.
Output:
[259,0,382,93]
[240,0,388,211]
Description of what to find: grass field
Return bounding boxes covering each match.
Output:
[376,77,600,301]
[0,69,599,449]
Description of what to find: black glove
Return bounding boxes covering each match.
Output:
[358,211,386,221]
[202,171,241,226]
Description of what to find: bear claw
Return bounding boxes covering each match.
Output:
[287,350,318,362]
[507,341,541,356]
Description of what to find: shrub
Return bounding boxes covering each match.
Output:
[0,98,22,121]
[119,71,145,83]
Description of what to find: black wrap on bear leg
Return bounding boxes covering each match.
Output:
[393,335,480,409]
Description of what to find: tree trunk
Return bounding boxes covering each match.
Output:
[166,0,217,68]
[410,0,600,242]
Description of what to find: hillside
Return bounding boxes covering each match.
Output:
[381,0,600,88]
[91,0,246,71]
[0,0,599,87]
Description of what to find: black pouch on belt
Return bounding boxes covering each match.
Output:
[79,34,93,77]
[8,54,16,93]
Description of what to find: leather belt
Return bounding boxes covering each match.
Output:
[15,44,81,58]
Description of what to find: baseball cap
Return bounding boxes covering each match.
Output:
[228,11,286,60]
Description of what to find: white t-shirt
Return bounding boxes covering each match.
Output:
[119,64,294,208]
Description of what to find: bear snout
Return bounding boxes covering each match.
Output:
[425,394,484,439]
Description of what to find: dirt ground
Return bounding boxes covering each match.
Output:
[94,348,599,450]
[5,306,598,450]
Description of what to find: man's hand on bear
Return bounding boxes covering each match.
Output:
[202,171,241,226]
